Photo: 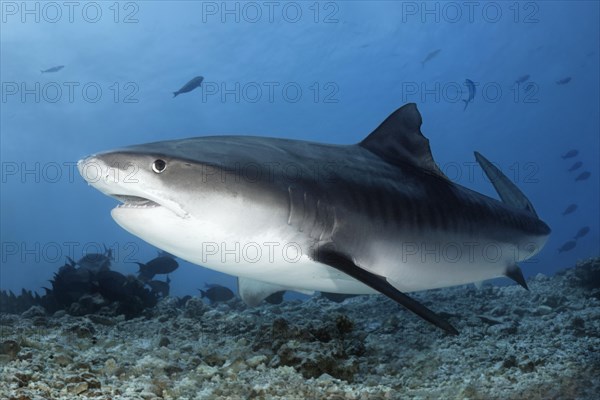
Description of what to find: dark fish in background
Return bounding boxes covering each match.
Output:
[573,226,590,240]
[68,246,113,272]
[264,291,285,305]
[575,171,591,181]
[515,74,530,84]
[136,256,179,282]
[421,49,441,67]
[562,204,578,215]
[568,161,583,172]
[561,149,579,159]
[50,262,95,306]
[173,76,204,98]
[41,65,64,73]
[556,77,572,85]
[200,285,235,303]
[321,292,359,303]
[147,277,170,297]
[558,240,577,253]
[96,270,130,302]
[462,79,476,111]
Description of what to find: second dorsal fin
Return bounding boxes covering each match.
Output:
[474,151,538,217]
[359,103,447,180]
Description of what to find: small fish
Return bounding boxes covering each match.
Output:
[67,245,113,272]
[421,49,441,67]
[200,285,235,303]
[96,270,131,301]
[561,149,579,159]
[136,256,179,281]
[515,74,530,84]
[463,79,476,111]
[41,65,64,74]
[558,240,577,253]
[173,76,204,98]
[556,77,572,85]
[562,204,578,216]
[147,278,170,297]
[568,161,583,172]
[573,226,590,240]
[575,171,591,181]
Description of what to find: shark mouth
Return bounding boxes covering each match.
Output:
[112,194,188,218]
[114,195,160,209]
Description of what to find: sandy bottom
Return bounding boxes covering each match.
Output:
[1,258,599,400]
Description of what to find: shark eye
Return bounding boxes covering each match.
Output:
[152,159,167,174]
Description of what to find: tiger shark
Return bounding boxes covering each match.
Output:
[78,103,550,334]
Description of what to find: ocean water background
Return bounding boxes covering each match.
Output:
[1,1,598,298]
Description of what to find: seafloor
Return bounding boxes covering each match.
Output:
[1,257,599,400]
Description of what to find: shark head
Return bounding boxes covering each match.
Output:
[78,149,193,217]
[78,142,244,259]
[77,137,313,279]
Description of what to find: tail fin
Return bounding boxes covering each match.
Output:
[474,151,538,217]
[172,92,178,98]
[463,100,469,111]
[199,290,206,298]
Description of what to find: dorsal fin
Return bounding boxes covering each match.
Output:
[359,103,447,180]
[474,151,538,217]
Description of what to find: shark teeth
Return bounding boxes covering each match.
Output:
[114,195,160,209]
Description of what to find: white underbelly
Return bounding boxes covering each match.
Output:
[365,236,533,292]
[112,205,546,296]
[112,205,376,293]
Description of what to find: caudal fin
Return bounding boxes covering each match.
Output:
[474,151,538,217]
[173,92,179,98]
[463,100,469,111]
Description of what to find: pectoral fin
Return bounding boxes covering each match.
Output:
[313,247,458,335]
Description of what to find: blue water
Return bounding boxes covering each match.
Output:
[1,1,598,298]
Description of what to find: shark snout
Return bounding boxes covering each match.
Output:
[77,155,132,196]
[77,156,97,183]
[77,156,106,183]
